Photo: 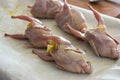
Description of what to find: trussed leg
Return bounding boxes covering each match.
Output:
[88,5,104,26]
[66,23,85,40]
[89,40,100,57]
[32,49,54,62]
[4,33,27,40]
[105,32,119,45]
[47,6,59,17]
[81,61,92,74]
[55,64,65,71]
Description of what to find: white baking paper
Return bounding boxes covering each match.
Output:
[0,0,120,80]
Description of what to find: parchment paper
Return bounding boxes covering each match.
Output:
[0,0,120,80]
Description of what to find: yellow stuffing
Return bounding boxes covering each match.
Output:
[27,23,32,28]
[47,40,58,54]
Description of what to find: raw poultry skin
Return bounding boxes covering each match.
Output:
[33,35,92,74]
[66,6,120,59]
[55,0,87,35]
[5,15,92,74]
[30,0,62,18]
[5,15,52,48]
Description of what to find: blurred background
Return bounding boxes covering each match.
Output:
[66,0,120,18]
